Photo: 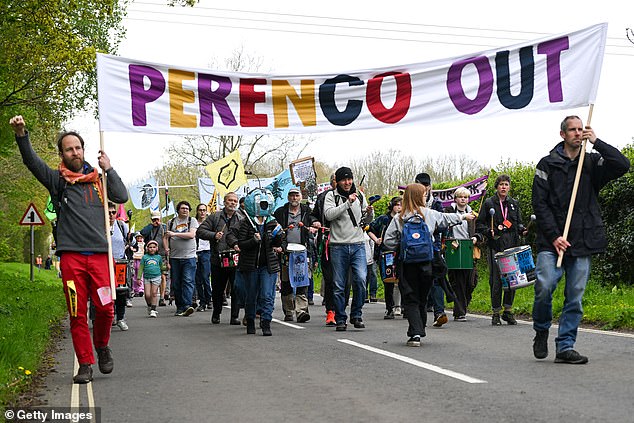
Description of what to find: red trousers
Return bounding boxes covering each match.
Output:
[60,252,114,365]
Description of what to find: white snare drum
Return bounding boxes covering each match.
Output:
[494,245,536,290]
[286,243,309,288]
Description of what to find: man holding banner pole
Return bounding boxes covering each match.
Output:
[10,115,128,384]
[531,115,629,364]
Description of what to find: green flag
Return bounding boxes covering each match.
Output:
[44,196,57,221]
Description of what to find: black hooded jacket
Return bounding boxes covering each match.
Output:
[531,139,629,256]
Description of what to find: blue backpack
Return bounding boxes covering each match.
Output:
[400,213,434,263]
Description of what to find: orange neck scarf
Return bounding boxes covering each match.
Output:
[58,161,104,204]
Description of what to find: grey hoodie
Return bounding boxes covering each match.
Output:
[17,132,128,255]
[324,189,374,244]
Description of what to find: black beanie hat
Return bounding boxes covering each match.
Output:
[335,167,353,182]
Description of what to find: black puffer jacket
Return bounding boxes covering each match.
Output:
[532,139,629,256]
[227,217,283,273]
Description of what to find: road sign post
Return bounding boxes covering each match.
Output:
[19,203,45,281]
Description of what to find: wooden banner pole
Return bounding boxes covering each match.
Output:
[100,131,116,296]
[557,104,594,267]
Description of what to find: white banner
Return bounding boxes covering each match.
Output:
[97,24,607,135]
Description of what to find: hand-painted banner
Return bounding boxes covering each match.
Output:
[398,174,488,207]
[128,178,160,210]
[204,150,248,196]
[432,175,489,207]
[97,24,606,135]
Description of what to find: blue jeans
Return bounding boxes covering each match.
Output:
[330,243,367,324]
[170,257,196,312]
[427,279,445,314]
[195,251,212,306]
[533,251,591,353]
[243,266,277,321]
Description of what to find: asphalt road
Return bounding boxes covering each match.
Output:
[39,294,633,423]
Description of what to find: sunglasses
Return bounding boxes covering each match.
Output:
[108,211,117,215]
[151,218,160,221]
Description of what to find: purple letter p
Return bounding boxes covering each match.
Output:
[129,65,166,126]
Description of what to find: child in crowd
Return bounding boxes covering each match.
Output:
[140,240,163,318]
[132,233,145,296]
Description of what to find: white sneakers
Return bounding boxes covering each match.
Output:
[117,320,129,331]
[149,310,158,318]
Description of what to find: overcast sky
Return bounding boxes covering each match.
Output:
[70,0,634,185]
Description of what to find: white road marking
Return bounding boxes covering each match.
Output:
[272,318,305,329]
[338,339,487,384]
[464,313,634,338]
[71,355,96,418]
[71,359,80,408]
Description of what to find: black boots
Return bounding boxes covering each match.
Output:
[261,319,272,336]
[246,318,256,334]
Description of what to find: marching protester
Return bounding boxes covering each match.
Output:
[140,211,169,306]
[383,184,475,347]
[227,189,284,336]
[369,196,402,319]
[311,173,338,326]
[109,201,131,331]
[475,174,528,326]
[324,167,374,331]
[197,192,244,325]
[531,116,629,364]
[141,240,163,318]
[131,233,145,296]
[194,204,212,312]
[416,172,450,327]
[164,201,199,317]
[363,232,378,303]
[10,115,127,383]
[444,187,479,321]
[273,187,319,323]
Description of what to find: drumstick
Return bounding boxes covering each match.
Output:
[489,208,495,234]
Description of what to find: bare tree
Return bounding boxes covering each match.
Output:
[348,150,486,195]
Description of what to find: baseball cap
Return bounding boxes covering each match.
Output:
[150,211,161,219]
[288,187,301,195]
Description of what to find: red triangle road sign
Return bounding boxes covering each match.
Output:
[19,203,45,226]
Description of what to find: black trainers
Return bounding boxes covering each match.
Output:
[492,313,502,326]
[283,314,294,322]
[555,349,588,364]
[297,312,310,323]
[211,314,220,324]
[384,310,395,320]
[96,346,114,374]
[335,322,347,331]
[73,364,93,384]
[351,318,365,329]
[407,335,421,347]
[182,306,195,317]
[533,330,549,359]
[501,311,517,325]
[261,320,272,336]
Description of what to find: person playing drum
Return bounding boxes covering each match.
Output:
[475,175,528,326]
[197,192,244,325]
[443,187,479,321]
[273,187,319,323]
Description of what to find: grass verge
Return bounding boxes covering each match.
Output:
[0,262,67,409]
[313,261,634,331]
